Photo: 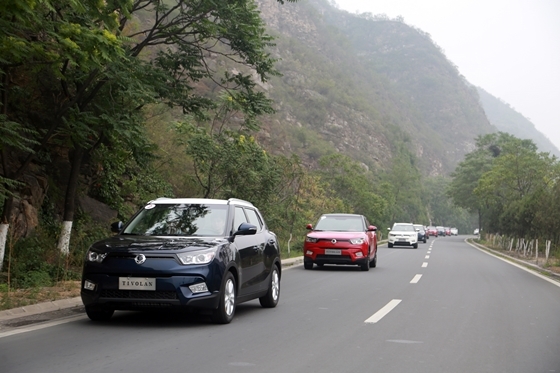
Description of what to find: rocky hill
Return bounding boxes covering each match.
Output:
[255,0,555,174]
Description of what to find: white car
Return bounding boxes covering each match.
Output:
[474,228,480,235]
[388,223,418,249]
[450,227,458,236]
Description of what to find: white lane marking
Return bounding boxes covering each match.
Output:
[422,262,428,268]
[365,299,402,324]
[425,255,430,259]
[0,314,87,339]
[410,274,423,283]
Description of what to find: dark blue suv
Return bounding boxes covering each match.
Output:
[81,198,281,324]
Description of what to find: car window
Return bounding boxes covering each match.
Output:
[392,224,414,231]
[244,208,263,231]
[123,203,228,236]
[233,206,248,231]
[315,216,365,232]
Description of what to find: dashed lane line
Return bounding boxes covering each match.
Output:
[365,299,402,324]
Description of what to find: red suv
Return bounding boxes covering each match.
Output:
[303,214,377,271]
[426,226,438,237]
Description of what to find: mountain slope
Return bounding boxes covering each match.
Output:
[256,0,496,175]
[477,87,560,157]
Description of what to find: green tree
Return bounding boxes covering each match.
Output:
[474,138,556,237]
[317,153,386,224]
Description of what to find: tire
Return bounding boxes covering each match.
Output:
[304,260,313,270]
[370,251,377,268]
[259,264,280,308]
[413,243,418,249]
[423,238,427,243]
[85,306,114,321]
[360,258,370,271]
[388,242,393,248]
[212,272,236,324]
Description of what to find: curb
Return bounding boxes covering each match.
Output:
[0,256,305,322]
[0,297,84,322]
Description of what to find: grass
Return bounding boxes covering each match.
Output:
[0,280,81,311]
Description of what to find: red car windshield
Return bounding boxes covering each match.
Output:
[314,216,365,232]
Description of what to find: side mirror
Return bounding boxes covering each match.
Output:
[111,221,123,233]
[368,225,377,231]
[387,228,391,231]
[233,222,257,237]
[306,224,313,230]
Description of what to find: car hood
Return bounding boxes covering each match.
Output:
[90,235,228,252]
[307,231,367,239]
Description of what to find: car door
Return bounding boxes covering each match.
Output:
[233,206,263,296]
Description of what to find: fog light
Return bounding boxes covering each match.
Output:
[83,280,96,291]
[355,252,364,257]
[306,250,313,255]
[189,283,208,294]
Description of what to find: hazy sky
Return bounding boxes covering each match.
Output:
[334,0,560,151]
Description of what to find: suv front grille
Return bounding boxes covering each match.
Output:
[100,290,178,300]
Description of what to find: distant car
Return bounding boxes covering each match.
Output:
[413,224,427,243]
[436,226,445,236]
[474,228,480,235]
[450,227,458,236]
[388,223,418,249]
[444,227,451,236]
[426,226,438,237]
[303,213,378,271]
[81,197,281,324]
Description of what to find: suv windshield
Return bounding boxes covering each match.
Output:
[392,224,414,231]
[315,216,365,232]
[122,204,228,236]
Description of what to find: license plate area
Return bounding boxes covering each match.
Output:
[119,277,156,291]
[324,249,341,255]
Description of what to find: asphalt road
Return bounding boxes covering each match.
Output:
[1,236,559,373]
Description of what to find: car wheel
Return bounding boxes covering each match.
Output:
[304,260,313,270]
[212,272,236,324]
[388,242,393,248]
[413,243,418,249]
[423,238,427,243]
[361,258,370,271]
[259,264,280,308]
[85,306,114,322]
[370,252,377,268]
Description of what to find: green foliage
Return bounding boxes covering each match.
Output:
[449,132,560,242]
[317,153,387,224]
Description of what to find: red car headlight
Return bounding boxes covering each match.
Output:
[350,238,365,245]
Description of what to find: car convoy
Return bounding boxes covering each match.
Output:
[81,196,463,323]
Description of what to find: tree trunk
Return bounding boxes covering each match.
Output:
[57,146,84,255]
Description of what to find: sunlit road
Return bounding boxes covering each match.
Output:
[2,236,560,373]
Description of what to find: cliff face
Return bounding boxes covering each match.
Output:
[256,0,497,175]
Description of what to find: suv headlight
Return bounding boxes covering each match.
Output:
[305,236,318,243]
[177,248,217,265]
[350,238,365,245]
[86,249,107,263]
